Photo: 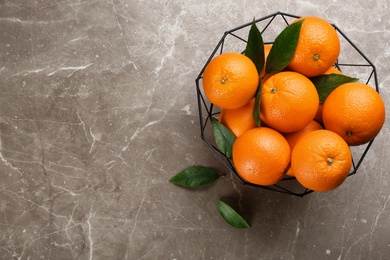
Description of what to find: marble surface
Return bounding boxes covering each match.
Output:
[1,0,389,259]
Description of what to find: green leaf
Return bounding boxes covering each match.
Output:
[265,19,304,74]
[244,19,265,74]
[252,79,262,127]
[169,166,220,187]
[311,73,359,103]
[211,117,236,159]
[217,199,250,229]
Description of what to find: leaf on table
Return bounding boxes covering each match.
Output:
[265,19,304,75]
[311,73,359,103]
[217,199,250,229]
[169,166,220,187]
[244,19,265,74]
[211,117,236,159]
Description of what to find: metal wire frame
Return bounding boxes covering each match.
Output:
[195,11,379,197]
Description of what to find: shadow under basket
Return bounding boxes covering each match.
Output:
[195,11,380,197]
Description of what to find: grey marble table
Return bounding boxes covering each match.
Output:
[0,0,389,259]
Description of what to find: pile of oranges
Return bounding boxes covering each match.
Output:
[202,16,386,192]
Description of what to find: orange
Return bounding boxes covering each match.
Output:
[291,129,352,192]
[323,82,386,146]
[260,71,319,133]
[284,120,323,150]
[288,16,340,77]
[313,103,324,124]
[218,98,257,137]
[284,120,323,176]
[202,52,259,109]
[324,66,342,75]
[232,127,290,186]
[314,66,342,124]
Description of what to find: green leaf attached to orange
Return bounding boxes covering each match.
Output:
[265,19,304,74]
[244,19,265,127]
[245,19,265,74]
[211,117,236,159]
[252,80,262,127]
[311,73,359,103]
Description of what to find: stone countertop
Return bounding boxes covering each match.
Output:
[0,1,389,259]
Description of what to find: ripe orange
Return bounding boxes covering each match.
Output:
[291,129,352,192]
[284,120,323,176]
[232,127,290,186]
[260,71,319,133]
[288,16,340,77]
[202,52,259,109]
[218,98,257,137]
[313,103,324,124]
[323,82,386,146]
[284,120,323,150]
[324,66,342,75]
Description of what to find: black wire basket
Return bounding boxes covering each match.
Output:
[195,11,380,197]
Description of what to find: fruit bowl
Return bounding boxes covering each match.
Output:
[195,11,380,196]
